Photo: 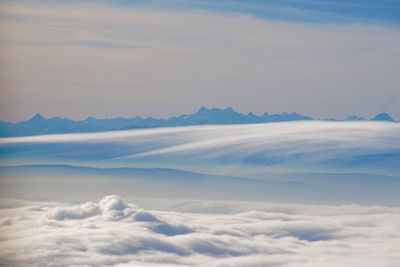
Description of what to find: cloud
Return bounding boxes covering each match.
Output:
[1,1,400,120]
[1,121,399,204]
[42,195,134,221]
[0,195,400,266]
[1,121,399,174]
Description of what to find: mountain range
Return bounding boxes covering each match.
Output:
[0,106,396,137]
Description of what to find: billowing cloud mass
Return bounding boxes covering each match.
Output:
[0,195,400,266]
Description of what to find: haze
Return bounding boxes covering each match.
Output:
[1,1,400,121]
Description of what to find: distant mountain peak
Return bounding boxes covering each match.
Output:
[30,113,46,122]
[0,108,397,138]
[196,106,238,115]
[371,113,395,122]
[198,106,208,112]
[346,115,365,121]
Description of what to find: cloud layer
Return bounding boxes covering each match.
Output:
[0,195,399,266]
[1,121,399,176]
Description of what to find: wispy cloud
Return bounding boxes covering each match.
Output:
[1,121,399,175]
[103,0,400,24]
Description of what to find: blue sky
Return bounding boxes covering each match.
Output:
[0,0,400,121]
[120,0,400,24]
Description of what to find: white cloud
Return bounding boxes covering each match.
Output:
[0,195,399,266]
[1,121,399,176]
[1,121,399,204]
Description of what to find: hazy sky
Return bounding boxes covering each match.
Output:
[1,0,400,121]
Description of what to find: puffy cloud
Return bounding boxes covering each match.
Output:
[41,195,133,221]
[0,195,399,266]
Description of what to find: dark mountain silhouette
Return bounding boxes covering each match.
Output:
[0,107,396,137]
[371,113,395,122]
[345,115,366,121]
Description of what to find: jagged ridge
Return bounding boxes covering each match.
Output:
[0,107,396,137]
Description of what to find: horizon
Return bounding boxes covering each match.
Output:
[1,1,400,266]
[1,106,398,123]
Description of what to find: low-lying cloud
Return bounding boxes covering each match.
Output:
[1,195,399,266]
[1,121,399,175]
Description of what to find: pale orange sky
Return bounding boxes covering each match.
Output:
[1,2,399,121]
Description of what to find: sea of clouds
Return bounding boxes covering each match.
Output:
[1,195,399,267]
[2,121,400,176]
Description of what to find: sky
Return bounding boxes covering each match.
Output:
[0,0,400,121]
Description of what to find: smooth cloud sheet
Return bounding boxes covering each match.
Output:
[1,121,399,175]
[1,121,399,204]
[0,195,399,267]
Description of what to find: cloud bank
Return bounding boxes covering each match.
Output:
[1,121,399,176]
[1,121,399,204]
[0,195,399,266]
